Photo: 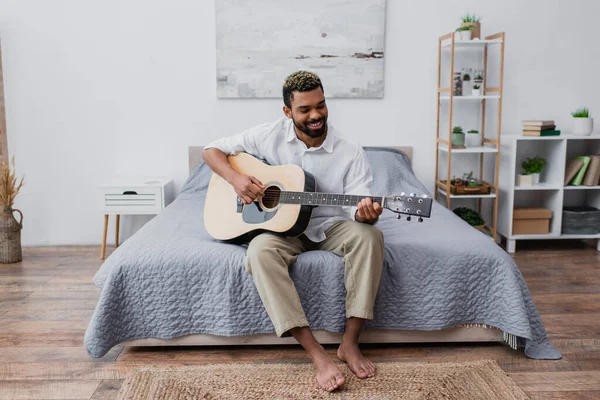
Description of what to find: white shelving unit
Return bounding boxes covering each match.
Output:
[434,31,505,242]
[498,134,600,252]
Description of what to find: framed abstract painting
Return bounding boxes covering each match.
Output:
[215,0,386,99]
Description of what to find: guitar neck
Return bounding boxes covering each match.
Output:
[279,191,383,207]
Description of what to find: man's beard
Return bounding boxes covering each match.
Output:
[292,116,327,138]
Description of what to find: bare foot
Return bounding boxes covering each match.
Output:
[337,341,377,379]
[312,351,345,392]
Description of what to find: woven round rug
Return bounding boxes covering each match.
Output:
[117,359,528,400]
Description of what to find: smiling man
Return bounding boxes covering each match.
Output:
[203,71,384,392]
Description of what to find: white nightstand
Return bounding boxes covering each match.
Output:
[98,177,174,259]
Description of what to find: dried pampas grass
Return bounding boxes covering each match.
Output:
[0,156,24,210]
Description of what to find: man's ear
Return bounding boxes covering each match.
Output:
[283,106,292,119]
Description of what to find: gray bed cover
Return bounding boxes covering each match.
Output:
[85,147,561,360]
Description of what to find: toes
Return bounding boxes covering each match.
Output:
[358,367,368,379]
[330,377,338,391]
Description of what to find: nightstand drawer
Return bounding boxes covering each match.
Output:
[101,187,162,213]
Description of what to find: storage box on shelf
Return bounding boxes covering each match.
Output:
[498,134,600,252]
[434,31,505,242]
[512,208,552,235]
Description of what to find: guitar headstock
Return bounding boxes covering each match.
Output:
[384,192,432,222]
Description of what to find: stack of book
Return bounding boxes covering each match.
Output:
[522,120,561,136]
[565,155,600,186]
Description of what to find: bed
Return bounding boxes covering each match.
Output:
[84,146,561,360]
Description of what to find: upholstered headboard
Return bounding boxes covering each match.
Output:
[188,146,413,175]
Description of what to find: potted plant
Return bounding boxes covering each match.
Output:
[462,72,471,94]
[473,73,483,87]
[0,157,24,263]
[461,13,482,40]
[518,156,546,186]
[455,25,473,41]
[571,107,593,136]
[452,126,465,147]
[472,84,481,96]
[466,129,480,147]
[453,207,485,230]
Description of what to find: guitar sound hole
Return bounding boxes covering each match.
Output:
[262,186,281,209]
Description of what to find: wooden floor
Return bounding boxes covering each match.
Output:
[0,242,599,399]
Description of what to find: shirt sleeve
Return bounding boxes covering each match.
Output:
[343,146,379,224]
[204,121,274,156]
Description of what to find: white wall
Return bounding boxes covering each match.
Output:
[0,0,598,246]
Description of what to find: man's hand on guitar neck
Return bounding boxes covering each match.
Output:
[229,172,266,204]
[355,197,383,224]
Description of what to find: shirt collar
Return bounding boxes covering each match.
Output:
[285,119,335,154]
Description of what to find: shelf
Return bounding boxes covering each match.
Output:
[511,233,600,240]
[441,39,503,48]
[504,134,600,141]
[510,233,557,240]
[564,185,600,190]
[438,145,498,153]
[436,31,505,244]
[440,95,500,101]
[514,183,562,191]
[437,188,496,199]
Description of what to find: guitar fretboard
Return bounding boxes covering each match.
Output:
[279,191,383,207]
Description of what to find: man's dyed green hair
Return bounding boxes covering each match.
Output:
[282,71,324,108]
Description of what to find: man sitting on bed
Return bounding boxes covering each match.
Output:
[203,70,384,393]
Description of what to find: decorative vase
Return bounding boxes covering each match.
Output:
[517,174,535,187]
[458,30,472,41]
[0,207,23,263]
[452,132,465,147]
[461,22,481,39]
[466,133,480,147]
[572,117,594,136]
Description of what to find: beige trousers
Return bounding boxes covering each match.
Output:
[245,220,384,337]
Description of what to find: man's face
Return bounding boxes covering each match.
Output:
[285,87,328,138]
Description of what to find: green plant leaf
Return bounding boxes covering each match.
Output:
[571,107,590,118]
[521,156,546,174]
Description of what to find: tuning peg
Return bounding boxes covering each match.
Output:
[400,192,405,196]
[409,192,415,197]
[421,194,428,198]
[406,216,411,221]
[396,214,401,219]
[418,217,423,223]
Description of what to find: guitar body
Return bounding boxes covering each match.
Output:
[204,152,316,244]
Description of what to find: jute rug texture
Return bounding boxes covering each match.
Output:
[118,359,529,399]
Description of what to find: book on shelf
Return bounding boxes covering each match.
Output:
[521,120,558,136]
[582,155,600,186]
[565,158,585,185]
[523,125,556,131]
[521,120,555,126]
[523,129,561,136]
[569,156,591,186]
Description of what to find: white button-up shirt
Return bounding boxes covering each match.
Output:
[204,117,375,242]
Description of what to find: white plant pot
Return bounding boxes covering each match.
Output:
[572,117,594,136]
[531,173,540,185]
[458,30,472,41]
[465,133,480,147]
[472,88,481,97]
[517,174,533,187]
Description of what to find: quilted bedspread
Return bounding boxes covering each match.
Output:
[84,147,561,360]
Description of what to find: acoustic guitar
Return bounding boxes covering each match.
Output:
[204,152,433,243]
